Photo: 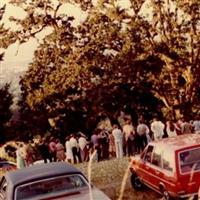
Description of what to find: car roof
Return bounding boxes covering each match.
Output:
[150,134,200,151]
[5,162,83,187]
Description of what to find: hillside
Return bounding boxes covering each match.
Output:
[75,157,159,200]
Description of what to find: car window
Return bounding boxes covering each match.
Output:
[179,147,200,174]
[15,174,88,200]
[144,145,154,163]
[162,150,174,172]
[152,147,162,167]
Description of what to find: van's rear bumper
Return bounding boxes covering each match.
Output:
[177,192,198,199]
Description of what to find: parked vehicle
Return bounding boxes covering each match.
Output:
[130,134,200,200]
[0,162,110,200]
[0,161,16,174]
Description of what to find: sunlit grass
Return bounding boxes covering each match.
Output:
[76,157,158,200]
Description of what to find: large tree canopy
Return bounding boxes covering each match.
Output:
[1,0,199,136]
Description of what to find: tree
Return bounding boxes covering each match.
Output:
[143,0,200,119]
[1,0,199,136]
[17,0,162,133]
[0,84,13,142]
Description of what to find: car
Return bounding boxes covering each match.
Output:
[0,162,110,200]
[0,161,16,174]
[130,134,200,200]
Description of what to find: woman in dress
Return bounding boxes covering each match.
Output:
[55,139,66,161]
[65,136,73,163]
[108,131,115,158]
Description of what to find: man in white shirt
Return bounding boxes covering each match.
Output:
[112,124,123,158]
[69,134,81,163]
[150,117,165,141]
[78,133,88,162]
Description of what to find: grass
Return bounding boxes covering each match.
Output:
[75,157,160,200]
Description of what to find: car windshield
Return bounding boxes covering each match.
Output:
[179,147,200,174]
[15,174,88,200]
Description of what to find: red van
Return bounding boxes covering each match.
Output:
[130,134,200,200]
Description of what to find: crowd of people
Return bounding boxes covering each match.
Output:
[15,115,200,169]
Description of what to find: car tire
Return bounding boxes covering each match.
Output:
[160,188,171,200]
[131,173,143,190]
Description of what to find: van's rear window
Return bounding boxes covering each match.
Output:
[179,147,200,174]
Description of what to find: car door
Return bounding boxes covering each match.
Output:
[149,146,176,194]
[149,145,164,191]
[139,145,154,186]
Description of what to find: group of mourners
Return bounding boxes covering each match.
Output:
[15,115,200,168]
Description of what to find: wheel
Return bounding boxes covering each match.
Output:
[160,187,171,200]
[131,173,143,190]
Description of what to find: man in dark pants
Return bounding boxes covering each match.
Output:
[70,134,82,164]
[38,138,52,163]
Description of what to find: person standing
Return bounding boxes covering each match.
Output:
[136,120,149,152]
[70,134,81,164]
[55,139,66,161]
[166,121,177,137]
[112,124,123,158]
[49,137,57,162]
[108,131,115,158]
[65,136,73,163]
[78,133,88,162]
[91,130,101,162]
[123,119,134,156]
[99,129,109,160]
[150,117,165,141]
[16,144,26,169]
[193,116,200,134]
[175,117,184,135]
[25,140,35,167]
[181,118,193,134]
[127,131,136,156]
[38,138,52,163]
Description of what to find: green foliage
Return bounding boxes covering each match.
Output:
[0,84,13,142]
[1,0,200,136]
[0,84,13,126]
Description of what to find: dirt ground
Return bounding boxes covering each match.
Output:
[76,157,161,200]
